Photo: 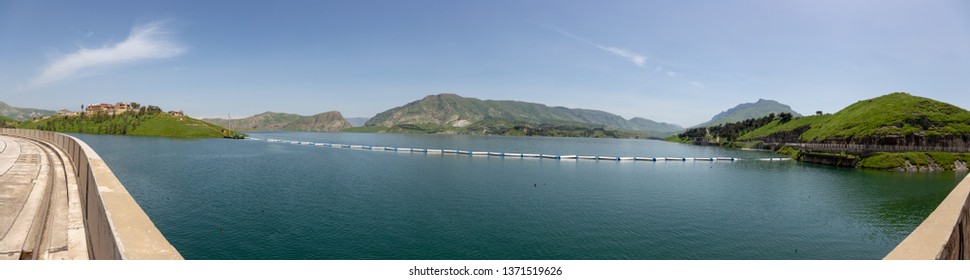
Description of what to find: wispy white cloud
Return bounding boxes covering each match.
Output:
[549,27,647,67]
[28,20,185,88]
[601,46,646,66]
[548,26,706,89]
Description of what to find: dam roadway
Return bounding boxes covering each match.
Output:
[0,135,86,259]
[0,129,181,260]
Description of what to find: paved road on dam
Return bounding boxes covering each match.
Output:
[0,135,87,260]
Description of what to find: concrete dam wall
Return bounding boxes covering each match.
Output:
[885,172,970,260]
[0,129,181,260]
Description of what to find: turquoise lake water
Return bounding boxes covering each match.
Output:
[71,132,967,260]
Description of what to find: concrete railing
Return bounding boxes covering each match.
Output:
[0,129,182,260]
[785,143,970,153]
[885,173,970,260]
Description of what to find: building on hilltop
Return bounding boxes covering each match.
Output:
[86,103,114,113]
[114,102,132,113]
[85,102,136,115]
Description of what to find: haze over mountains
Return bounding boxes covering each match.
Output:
[344,117,370,127]
[693,99,801,128]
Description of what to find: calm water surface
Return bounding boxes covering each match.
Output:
[72,132,966,260]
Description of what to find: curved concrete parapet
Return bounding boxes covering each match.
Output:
[0,129,182,260]
[885,173,970,260]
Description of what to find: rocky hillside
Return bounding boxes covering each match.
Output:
[0,102,55,121]
[694,99,800,128]
[204,111,352,132]
[365,93,682,136]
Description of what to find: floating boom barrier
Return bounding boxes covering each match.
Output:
[260,138,796,162]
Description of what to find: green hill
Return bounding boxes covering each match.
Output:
[364,93,683,137]
[0,101,55,121]
[18,112,237,138]
[0,115,17,128]
[203,111,352,132]
[694,99,801,128]
[738,92,970,145]
[670,92,970,170]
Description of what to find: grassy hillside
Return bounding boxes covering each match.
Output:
[365,93,682,137]
[19,112,237,138]
[738,92,970,143]
[204,111,352,132]
[673,113,786,144]
[675,92,970,171]
[694,99,801,128]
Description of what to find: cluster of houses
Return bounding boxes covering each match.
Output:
[85,102,134,114]
[54,102,184,118]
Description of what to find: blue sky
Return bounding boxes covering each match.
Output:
[1,0,968,126]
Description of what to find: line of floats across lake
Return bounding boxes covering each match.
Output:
[255,138,793,162]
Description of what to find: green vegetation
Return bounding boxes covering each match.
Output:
[341,125,388,133]
[0,115,17,128]
[737,114,831,141]
[18,111,240,138]
[365,93,682,137]
[776,146,800,158]
[678,92,970,171]
[675,113,788,144]
[858,152,970,170]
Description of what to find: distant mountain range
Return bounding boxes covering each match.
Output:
[694,99,800,128]
[364,93,683,137]
[203,111,352,132]
[0,95,817,140]
[345,117,370,127]
[0,102,55,121]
